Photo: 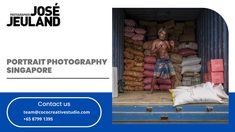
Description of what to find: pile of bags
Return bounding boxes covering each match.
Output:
[179,42,201,86]
[170,82,228,106]
[158,79,172,91]
[179,21,196,42]
[143,56,157,90]
[170,53,183,88]
[123,19,147,91]
[139,20,158,41]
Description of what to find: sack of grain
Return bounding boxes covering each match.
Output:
[123,76,143,81]
[173,64,182,73]
[125,48,144,57]
[124,32,135,38]
[182,77,192,86]
[135,28,147,34]
[131,34,145,41]
[124,26,135,33]
[144,50,157,56]
[125,81,144,87]
[124,86,143,91]
[124,63,134,70]
[178,42,198,50]
[163,20,175,29]
[134,62,144,67]
[124,59,135,64]
[144,77,153,84]
[124,70,144,78]
[159,85,172,91]
[181,64,201,74]
[176,72,182,80]
[144,70,154,77]
[125,43,143,51]
[144,64,155,71]
[124,19,136,27]
[191,76,201,85]
[174,77,182,88]
[158,79,172,85]
[124,37,134,43]
[144,56,157,64]
[144,84,159,90]
[178,48,197,57]
[133,40,144,45]
[139,20,157,27]
[143,41,153,50]
[130,66,144,72]
[181,56,201,66]
[134,56,144,62]
[124,51,134,59]
[147,26,158,36]
[183,72,200,77]
[170,53,183,63]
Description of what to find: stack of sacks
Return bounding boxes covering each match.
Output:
[163,20,184,42]
[178,42,201,86]
[179,21,196,42]
[204,59,224,84]
[181,56,202,86]
[143,56,158,90]
[158,79,172,91]
[139,20,158,41]
[123,19,147,91]
[143,41,156,57]
[170,53,183,88]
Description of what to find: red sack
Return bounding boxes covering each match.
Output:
[144,64,155,71]
[144,84,159,90]
[124,32,135,38]
[144,70,154,77]
[159,85,172,91]
[144,56,157,64]
[131,34,144,41]
[144,77,153,84]
[124,19,136,27]
[207,59,224,72]
[135,28,147,34]
[125,26,135,33]
[133,40,144,45]
[178,48,197,57]
[158,79,172,85]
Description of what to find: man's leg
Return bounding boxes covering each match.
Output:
[170,75,176,89]
[151,78,157,94]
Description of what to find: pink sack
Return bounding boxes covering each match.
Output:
[159,85,172,91]
[124,32,135,38]
[178,48,197,57]
[158,79,172,85]
[124,19,136,27]
[144,64,155,71]
[131,34,144,41]
[144,77,153,84]
[144,56,157,64]
[144,84,159,90]
[144,70,154,77]
[125,26,135,33]
[135,28,147,34]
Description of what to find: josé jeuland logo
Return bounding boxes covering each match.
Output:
[7,3,60,27]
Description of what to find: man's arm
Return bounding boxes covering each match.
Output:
[151,40,158,53]
[169,40,175,49]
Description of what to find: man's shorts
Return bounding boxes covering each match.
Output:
[154,58,176,79]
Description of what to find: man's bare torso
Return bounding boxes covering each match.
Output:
[151,39,171,59]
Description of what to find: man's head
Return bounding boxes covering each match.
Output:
[158,27,167,40]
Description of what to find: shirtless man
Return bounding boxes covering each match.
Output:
[151,27,176,93]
